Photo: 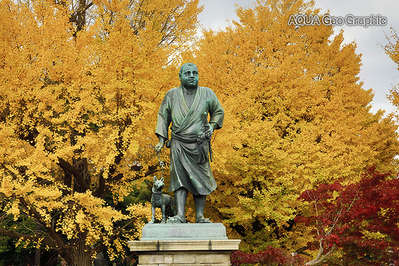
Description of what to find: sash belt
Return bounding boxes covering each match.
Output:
[171,132,212,164]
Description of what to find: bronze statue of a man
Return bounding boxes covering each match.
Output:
[154,63,224,223]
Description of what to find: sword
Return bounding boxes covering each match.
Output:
[201,112,213,162]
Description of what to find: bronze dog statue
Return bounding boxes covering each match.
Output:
[150,176,174,223]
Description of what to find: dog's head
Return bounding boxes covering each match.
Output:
[153,176,165,192]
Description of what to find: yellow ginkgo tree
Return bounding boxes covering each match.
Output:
[0,0,201,264]
[192,0,399,253]
[386,28,399,114]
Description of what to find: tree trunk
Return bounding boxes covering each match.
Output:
[61,239,93,266]
[34,248,40,266]
[71,248,92,266]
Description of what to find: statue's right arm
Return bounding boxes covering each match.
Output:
[155,91,172,153]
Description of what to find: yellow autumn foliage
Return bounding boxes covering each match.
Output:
[191,0,399,252]
[386,28,399,115]
[0,0,201,264]
[2,0,399,262]
[361,230,387,241]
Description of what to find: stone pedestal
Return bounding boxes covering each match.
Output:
[128,223,240,266]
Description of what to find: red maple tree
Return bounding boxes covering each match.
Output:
[296,167,399,265]
[231,247,305,266]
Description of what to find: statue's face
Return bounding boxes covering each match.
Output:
[179,64,198,88]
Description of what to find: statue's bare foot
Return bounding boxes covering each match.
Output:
[196,217,211,223]
[167,215,186,223]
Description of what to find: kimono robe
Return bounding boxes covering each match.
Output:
[155,86,224,195]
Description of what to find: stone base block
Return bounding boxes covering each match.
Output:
[142,223,227,240]
[139,264,229,266]
[129,223,240,265]
[129,239,240,266]
[138,251,230,265]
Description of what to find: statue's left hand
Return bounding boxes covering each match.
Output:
[205,124,214,139]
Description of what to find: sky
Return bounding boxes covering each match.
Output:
[197,0,399,116]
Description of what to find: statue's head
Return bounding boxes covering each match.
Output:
[179,63,198,88]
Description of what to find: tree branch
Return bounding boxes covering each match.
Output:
[18,198,66,251]
[305,242,336,265]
